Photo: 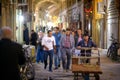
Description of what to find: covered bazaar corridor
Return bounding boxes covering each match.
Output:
[0,0,120,80]
[0,0,120,48]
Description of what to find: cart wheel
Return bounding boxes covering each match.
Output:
[94,74,100,80]
[74,73,78,80]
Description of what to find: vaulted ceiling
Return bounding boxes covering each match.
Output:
[33,0,65,16]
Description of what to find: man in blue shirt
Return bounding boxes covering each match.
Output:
[77,34,97,63]
[53,27,61,69]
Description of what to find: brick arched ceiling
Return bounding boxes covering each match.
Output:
[33,0,62,16]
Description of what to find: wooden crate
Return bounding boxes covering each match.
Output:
[72,64,102,74]
[72,57,79,64]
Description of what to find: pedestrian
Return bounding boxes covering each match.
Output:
[53,27,61,70]
[74,28,83,56]
[23,24,29,45]
[30,30,38,48]
[0,27,26,80]
[60,28,75,72]
[75,28,83,47]
[36,31,44,63]
[42,30,56,72]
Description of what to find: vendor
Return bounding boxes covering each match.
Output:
[77,34,97,63]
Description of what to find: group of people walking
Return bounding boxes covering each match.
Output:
[0,26,97,80]
[36,27,97,72]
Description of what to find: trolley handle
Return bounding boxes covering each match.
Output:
[76,47,101,65]
[76,47,98,50]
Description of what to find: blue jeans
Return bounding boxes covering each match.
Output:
[44,49,54,71]
[54,46,61,68]
[36,45,44,63]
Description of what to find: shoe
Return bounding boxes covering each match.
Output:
[49,69,53,72]
[63,69,66,72]
[66,69,70,72]
[54,67,58,70]
[58,64,60,67]
[44,65,47,69]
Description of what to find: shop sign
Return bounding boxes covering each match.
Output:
[98,2,105,14]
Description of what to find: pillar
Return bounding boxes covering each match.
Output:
[92,0,104,47]
[106,0,119,48]
[9,2,17,41]
[1,0,6,27]
[1,0,17,41]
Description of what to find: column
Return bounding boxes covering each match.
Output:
[106,0,119,48]
[1,0,6,27]
[10,2,17,41]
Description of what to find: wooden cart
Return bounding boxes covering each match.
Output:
[72,48,102,80]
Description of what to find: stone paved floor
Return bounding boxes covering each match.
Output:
[34,49,120,80]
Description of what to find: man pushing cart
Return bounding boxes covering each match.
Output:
[72,34,102,80]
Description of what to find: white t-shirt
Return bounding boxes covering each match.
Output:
[42,36,56,50]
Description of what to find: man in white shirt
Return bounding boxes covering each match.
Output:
[42,30,56,72]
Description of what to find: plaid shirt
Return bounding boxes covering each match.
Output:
[64,35,71,48]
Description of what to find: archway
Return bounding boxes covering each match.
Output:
[33,0,61,32]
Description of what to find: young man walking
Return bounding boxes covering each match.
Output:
[53,27,61,69]
[42,30,56,72]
